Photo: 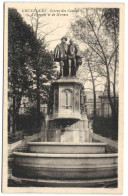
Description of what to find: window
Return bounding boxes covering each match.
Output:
[62,89,72,109]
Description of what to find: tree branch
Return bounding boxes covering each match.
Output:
[107,44,119,66]
[87,17,107,64]
[42,25,63,39]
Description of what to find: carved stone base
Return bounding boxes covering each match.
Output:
[44,118,92,142]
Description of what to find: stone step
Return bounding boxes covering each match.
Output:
[12,151,117,181]
[11,175,117,187]
[14,144,29,152]
[12,163,117,181]
[28,142,107,154]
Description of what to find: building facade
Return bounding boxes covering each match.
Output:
[86,86,118,117]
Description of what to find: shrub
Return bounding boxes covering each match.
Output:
[16,107,44,135]
[93,116,118,141]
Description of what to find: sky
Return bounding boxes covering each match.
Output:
[16,4,82,51]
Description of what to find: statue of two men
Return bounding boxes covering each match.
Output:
[54,36,82,77]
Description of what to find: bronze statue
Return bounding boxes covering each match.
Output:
[54,36,68,77]
[54,37,82,77]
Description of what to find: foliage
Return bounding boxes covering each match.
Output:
[102,8,119,37]
[8,8,37,132]
[93,116,118,141]
[8,8,36,109]
[17,107,45,135]
[8,8,58,132]
[27,41,57,104]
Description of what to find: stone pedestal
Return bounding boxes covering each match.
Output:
[44,77,92,143]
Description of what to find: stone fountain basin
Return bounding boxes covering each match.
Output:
[12,152,117,180]
[28,142,107,154]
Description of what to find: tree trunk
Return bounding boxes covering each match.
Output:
[12,95,16,133]
[106,64,117,121]
[113,51,117,110]
[113,16,118,110]
[108,9,118,134]
[87,60,97,116]
[93,85,97,116]
[36,74,41,127]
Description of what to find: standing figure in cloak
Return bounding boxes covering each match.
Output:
[68,39,82,77]
[54,36,68,77]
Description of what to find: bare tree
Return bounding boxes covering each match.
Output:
[102,8,119,110]
[26,8,62,45]
[71,8,119,120]
[78,49,104,116]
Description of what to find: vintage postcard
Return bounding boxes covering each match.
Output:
[3,2,124,194]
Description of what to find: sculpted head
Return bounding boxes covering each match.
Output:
[69,39,74,44]
[61,36,67,43]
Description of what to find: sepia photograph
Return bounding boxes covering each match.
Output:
[2,2,124,194]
